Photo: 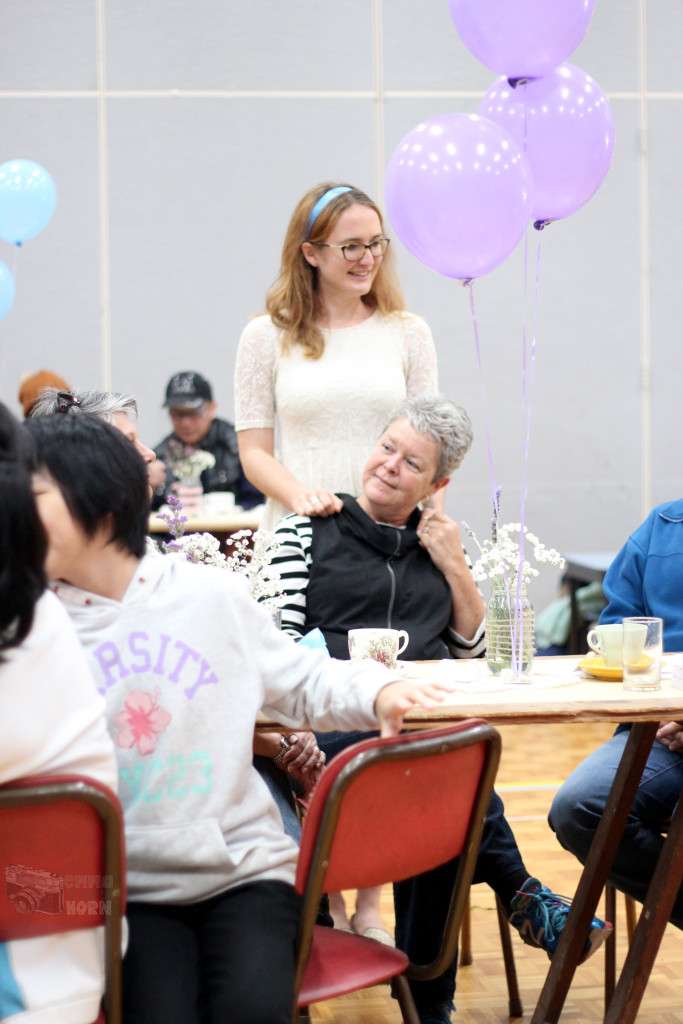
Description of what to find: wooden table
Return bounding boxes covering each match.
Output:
[148,508,262,553]
[400,656,683,1024]
[261,655,683,1023]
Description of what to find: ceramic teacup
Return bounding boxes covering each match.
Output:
[348,628,409,669]
[587,622,646,668]
[202,490,236,515]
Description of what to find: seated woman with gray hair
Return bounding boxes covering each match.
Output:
[29,386,165,495]
[272,393,485,660]
[268,393,609,1024]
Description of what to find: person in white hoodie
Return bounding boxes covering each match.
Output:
[0,403,118,1024]
[23,412,447,1024]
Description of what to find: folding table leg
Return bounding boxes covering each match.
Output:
[530,721,658,1024]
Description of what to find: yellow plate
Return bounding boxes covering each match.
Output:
[579,654,653,681]
[579,655,623,681]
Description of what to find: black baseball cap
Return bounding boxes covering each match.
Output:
[163,371,213,409]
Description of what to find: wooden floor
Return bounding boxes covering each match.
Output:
[309,723,683,1023]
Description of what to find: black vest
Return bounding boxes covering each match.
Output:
[305,496,452,661]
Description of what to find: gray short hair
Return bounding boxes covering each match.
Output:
[29,387,138,424]
[384,394,473,479]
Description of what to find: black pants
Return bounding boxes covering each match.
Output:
[122,880,302,1024]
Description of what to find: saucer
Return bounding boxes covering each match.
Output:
[579,654,653,681]
[579,655,623,681]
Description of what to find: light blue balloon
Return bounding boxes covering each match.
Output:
[0,159,57,244]
[0,261,16,319]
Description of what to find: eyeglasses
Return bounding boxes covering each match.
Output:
[56,391,81,413]
[313,237,390,262]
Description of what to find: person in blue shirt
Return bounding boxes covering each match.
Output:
[549,499,683,927]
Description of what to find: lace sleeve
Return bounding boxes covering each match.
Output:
[402,313,439,395]
[234,316,279,430]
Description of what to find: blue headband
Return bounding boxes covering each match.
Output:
[307,186,353,237]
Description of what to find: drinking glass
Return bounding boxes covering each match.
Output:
[622,617,663,691]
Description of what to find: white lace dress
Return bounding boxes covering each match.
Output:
[234,310,439,530]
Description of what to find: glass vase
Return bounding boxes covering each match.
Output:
[174,478,204,516]
[485,579,535,678]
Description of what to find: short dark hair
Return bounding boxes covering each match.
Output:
[0,403,47,658]
[24,414,150,559]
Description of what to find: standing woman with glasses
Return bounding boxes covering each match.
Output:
[234,182,439,531]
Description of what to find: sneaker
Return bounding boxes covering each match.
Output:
[508,877,613,963]
[413,1002,455,1024]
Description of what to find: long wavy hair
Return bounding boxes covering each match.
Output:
[0,403,47,660]
[265,182,406,359]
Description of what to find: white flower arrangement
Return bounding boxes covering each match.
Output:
[165,438,216,483]
[155,494,283,610]
[462,490,565,589]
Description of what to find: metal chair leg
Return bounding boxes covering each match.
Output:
[496,895,523,1018]
[625,894,637,942]
[458,887,523,1017]
[459,899,473,966]
[392,975,421,1024]
[604,884,617,1011]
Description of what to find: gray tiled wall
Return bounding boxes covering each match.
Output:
[0,0,680,611]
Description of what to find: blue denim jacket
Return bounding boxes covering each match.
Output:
[601,499,683,652]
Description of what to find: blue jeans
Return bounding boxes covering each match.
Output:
[548,724,683,929]
[253,755,302,842]
[317,731,527,1013]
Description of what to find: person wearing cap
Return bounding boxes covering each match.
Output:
[234,181,440,532]
[153,371,262,510]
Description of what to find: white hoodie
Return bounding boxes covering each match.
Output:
[52,553,399,905]
[0,591,117,1024]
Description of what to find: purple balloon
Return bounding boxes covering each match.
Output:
[385,114,533,280]
[478,65,615,225]
[449,0,595,79]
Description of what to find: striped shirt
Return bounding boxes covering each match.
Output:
[268,513,485,659]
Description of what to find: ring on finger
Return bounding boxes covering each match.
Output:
[310,496,320,505]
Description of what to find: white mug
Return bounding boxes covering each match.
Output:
[348,628,409,668]
[587,622,647,668]
[586,624,625,667]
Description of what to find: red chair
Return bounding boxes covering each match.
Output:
[292,720,501,1024]
[0,774,126,1024]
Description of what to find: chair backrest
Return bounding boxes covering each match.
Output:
[0,774,126,1024]
[294,720,500,988]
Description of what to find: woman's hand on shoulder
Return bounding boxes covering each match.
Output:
[291,489,343,518]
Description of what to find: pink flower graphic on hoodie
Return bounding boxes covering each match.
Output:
[114,689,172,755]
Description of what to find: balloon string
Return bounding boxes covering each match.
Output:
[468,281,498,503]
[512,230,542,672]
